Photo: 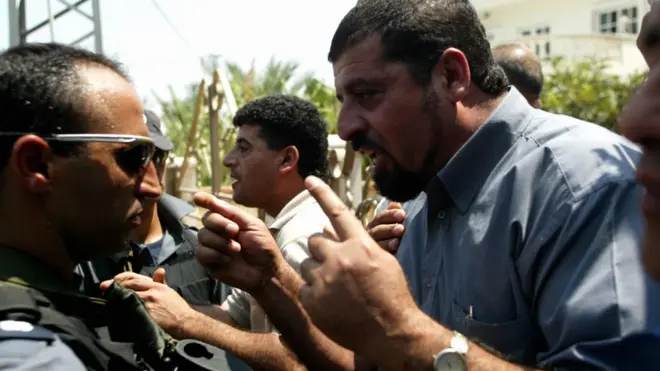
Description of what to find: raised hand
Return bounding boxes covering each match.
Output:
[299,176,418,360]
[193,192,286,294]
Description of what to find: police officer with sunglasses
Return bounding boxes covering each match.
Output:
[75,110,251,370]
[0,43,173,371]
[77,110,231,307]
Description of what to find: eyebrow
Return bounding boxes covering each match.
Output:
[337,76,389,100]
[346,77,388,89]
[236,138,251,146]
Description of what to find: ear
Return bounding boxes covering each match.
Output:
[430,48,471,103]
[10,135,54,194]
[278,145,299,176]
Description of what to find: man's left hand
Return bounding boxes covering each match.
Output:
[100,268,195,339]
[299,176,421,360]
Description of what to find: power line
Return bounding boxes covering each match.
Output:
[148,0,238,114]
[149,0,198,56]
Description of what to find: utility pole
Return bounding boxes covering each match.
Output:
[207,70,225,197]
[8,0,104,53]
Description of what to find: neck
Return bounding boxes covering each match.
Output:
[131,205,163,244]
[461,88,509,132]
[0,197,76,281]
[263,180,306,218]
[431,89,508,173]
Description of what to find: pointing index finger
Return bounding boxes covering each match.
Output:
[194,191,261,231]
[305,176,366,241]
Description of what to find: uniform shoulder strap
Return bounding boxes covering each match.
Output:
[0,284,43,323]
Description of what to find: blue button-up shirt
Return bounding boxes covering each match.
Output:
[397,88,660,369]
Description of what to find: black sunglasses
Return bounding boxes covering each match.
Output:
[0,132,156,175]
[152,149,170,167]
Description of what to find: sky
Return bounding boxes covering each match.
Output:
[0,0,357,110]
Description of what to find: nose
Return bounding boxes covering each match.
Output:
[336,104,366,141]
[223,150,235,168]
[136,161,163,199]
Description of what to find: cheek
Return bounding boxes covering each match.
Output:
[245,155,280,182]
[369,104,427,164]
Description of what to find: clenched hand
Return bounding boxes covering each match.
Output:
[366,202,406,254]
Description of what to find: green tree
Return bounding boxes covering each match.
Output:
[299,74,340,133]
[541,57,647,131]
[225,57,339,132]
[155,83,213,187]
[156,55,340,188]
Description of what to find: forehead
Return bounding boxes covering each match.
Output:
[77,64,147,137]
[236,124,265,145]
[333,36,405,93]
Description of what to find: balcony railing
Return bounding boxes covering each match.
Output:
[495,34,636,63]
[471,0,528,11]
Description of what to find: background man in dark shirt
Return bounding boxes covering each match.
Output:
[492,43,544,107]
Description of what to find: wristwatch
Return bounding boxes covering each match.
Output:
[433,331,468,371]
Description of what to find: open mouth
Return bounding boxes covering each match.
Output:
[359,148,388,176]
[129,214,142,226]
[128,207,143,226]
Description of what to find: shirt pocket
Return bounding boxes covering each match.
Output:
[451,301,537,365]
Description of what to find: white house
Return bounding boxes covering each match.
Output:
[473,0,651,75]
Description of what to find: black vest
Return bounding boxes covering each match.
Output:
[79,219,218,306]
[0,282,154,371]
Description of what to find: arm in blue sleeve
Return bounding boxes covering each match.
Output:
[532,181,660,370]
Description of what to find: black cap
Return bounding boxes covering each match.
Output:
[144,109,173,151]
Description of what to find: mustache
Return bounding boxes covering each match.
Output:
[351,133,383,152]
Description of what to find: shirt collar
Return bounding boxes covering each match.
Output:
[159,193,195,220]
[125,194,193,264]
[268,190,316,231]
[431,87,534,214]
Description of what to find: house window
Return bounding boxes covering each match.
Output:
[535,26,551,57]
[596,6,638,34]
[519,26,551,58]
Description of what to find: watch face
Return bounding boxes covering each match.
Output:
[434,351,467,371]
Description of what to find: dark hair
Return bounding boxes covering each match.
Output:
[0,43,130,172]
[328,0,509,95]
[233,95,329,180]
[493,45,544,98]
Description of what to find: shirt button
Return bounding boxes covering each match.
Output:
[425,278,432,288]
[437,210,446,219]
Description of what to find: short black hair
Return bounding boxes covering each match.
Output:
[0,43,130,172]
[493,44,544,97]
[233,95,329,180]
[329,0,509,95]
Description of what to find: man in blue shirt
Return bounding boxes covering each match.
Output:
[291,0,660,370]
[192,2,660,371]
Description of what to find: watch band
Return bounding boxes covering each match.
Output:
[449,331,469,355]
[432,331,468,370]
